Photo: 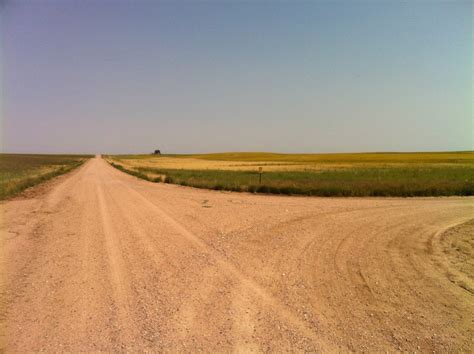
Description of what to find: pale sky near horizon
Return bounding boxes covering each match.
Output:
[1,0,472,154]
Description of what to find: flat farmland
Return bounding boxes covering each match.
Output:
[106,152,474,197]
[0,154,91,200]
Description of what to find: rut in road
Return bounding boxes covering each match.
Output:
[1,157,473,352]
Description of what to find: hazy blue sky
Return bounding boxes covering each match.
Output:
[1,0,472,154]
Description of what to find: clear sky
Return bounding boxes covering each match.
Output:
[1,0,472,154]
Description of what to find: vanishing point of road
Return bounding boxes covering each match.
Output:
[1,156,473,351]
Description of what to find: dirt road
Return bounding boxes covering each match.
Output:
[1,157,473,351]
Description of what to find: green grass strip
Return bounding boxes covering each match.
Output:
[109,161,474,197]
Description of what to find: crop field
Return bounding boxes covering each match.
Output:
[0,154,91,199]
[106,152,474,197]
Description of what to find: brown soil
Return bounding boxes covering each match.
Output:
[1,157,472,351]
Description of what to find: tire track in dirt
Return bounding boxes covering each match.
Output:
[96,184,139,346]
[428,219,474,294]
[116,179,335,350]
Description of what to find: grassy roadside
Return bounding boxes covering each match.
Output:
[0,154,92,200]
[106,152,474,197]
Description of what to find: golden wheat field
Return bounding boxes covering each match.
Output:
[109,152,474,172]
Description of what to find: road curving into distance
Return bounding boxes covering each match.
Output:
[1,156,473,351]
